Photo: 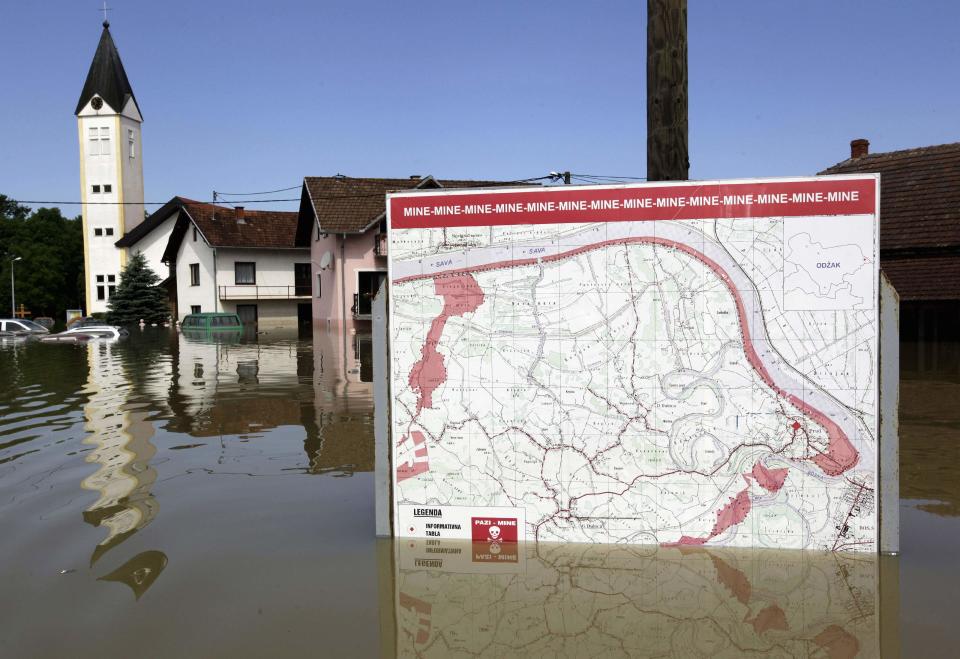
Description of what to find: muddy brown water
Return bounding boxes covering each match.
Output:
[0,330,957,657]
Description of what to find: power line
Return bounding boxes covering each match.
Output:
[10,174,559,207]
[215,184,302,196]
[572,173,648,181]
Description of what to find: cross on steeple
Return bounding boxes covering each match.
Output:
[101,1,111,27]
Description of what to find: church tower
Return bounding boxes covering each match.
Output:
[76,19,144,314]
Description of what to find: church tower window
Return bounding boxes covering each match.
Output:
[128,129,136,158]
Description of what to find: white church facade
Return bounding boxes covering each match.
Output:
[75,20,169,315]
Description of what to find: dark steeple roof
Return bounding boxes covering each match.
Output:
[75,22,140,117]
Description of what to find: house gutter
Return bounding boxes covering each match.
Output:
[212,247,219,312]
[341,233,348,366]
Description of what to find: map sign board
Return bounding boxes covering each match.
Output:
[387,176,880,551]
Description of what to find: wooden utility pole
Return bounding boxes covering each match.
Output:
[647,0,689,181]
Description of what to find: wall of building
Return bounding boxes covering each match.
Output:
[130,212,177,281]
[173,240,310,327]
[311,228,386,330]
[78,103,125,314]
[77,97,144,315]
[214,248,310,296]
[118,106,145,234]
[175,228,217,319]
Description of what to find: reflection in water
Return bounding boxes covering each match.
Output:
[97,550,169,600]
[385,539,889,658]
[900,341,960,517]
[80,341,161,566]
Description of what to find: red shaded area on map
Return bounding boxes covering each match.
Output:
[396,431,429,482]
[751,462,789,493]
[746,603,789,635]
[669,486,752,547]
[814,624,860,659]
[408,273,485,414]
[399,592,432,645]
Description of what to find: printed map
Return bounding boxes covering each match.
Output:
[388,179,879,551]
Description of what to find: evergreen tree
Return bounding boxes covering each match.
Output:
[106,252,169,325]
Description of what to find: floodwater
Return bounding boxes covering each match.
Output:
[0,330,957,657]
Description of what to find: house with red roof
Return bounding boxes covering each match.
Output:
[821,139,960,365]
[120,197,311,328]
[295,175,516,330]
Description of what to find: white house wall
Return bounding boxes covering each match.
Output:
[214,248,311,329]
[174,239,310,328]
[175,227,217,318]
[131,213,176,281]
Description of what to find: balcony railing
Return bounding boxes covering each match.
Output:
[219,285,311,300]
[352,293,373,320]
[375,233,388,257]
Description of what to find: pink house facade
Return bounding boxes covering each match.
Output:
[296,176,512,332]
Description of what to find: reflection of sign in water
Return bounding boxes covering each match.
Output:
[387,177,882,551]
[392,539,882,657]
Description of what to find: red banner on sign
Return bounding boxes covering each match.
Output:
[389,178,876,229]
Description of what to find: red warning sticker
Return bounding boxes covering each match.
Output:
[471,517,518,543]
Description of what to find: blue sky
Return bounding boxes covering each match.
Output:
[2,0,958,215]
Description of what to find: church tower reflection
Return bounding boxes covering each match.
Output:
[80,341,163,571]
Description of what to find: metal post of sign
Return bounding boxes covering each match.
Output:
[373,281,391,537]
[879,272,900,554]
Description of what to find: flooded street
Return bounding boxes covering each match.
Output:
[1,331,958,657]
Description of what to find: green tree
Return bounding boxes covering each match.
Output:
[1,195,84,319]
[106,252,169,325]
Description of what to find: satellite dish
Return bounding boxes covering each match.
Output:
[319,251,333,270]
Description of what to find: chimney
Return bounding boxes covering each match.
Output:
[234,206,245,224]
[850,139,869,159]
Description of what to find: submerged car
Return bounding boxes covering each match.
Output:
[0,319,50,336]
[180,313,243,332]
[41,325,128,343]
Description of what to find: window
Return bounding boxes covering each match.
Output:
[295,263,311,296]
[189,263,200,286]
[191,305,201,314]
[192,227,198,242]
[88,127,99,156]
[107,275,115,283]
[94,228,103,236]
[96,275,105,283]
[92,185,101,194]
[88,127,110,156]
[234,262,256,285]
[105,228,114,236]
[104,184,112,193]
[317,273,322,298]
[108,285,116,297]
[97,286,105,300]
[128,129,135,158]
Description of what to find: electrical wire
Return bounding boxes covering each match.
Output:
[214,184,302,196]
[9,174,559,207]
[572,173,647,181]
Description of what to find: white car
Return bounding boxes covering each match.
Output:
[0,319,50,335]
[63,325,128,339]
[42,325,128,343]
